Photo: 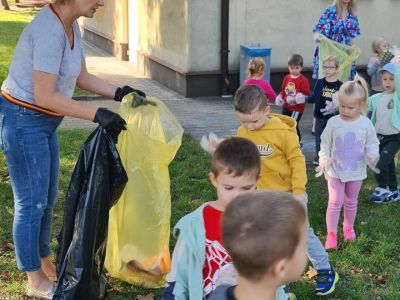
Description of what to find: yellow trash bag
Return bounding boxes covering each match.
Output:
[105,94,184,288]
[319,36,361,82]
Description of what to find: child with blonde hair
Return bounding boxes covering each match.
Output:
[308,56,343,165]
[367,37,394,95]
[368,56,400,203]
[318,76,380,250]
[243,57,276,101]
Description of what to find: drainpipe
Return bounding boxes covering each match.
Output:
[220,0,230,96]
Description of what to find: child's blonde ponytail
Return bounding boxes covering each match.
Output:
[338,74,369,115]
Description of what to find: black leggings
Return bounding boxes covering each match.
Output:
[375,133,400,191]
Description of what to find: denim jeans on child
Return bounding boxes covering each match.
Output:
[298,193,330,270]
[0,96,62,271]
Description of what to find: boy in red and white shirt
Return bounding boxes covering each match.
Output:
[275,54,311,143]
[161,137,260,299]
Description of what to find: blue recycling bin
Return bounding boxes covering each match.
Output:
[240,44,271,85]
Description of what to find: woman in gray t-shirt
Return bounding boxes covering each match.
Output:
[0,1,145,298]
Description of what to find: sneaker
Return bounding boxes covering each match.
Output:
[386,189,400,202]
[343,226,356,242]
[369,187,390,203]
[315,268,339,296]
[324,232,337,250]
[312,156,319,166]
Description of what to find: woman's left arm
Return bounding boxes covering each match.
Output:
[76,61,118,99]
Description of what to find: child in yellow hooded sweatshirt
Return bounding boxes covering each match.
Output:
[234,85,339,297]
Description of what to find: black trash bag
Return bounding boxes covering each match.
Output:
[54,127,128,300]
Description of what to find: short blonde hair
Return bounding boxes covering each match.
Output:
[247,57,265,77]
[322,56,339,68]
[371,37,387,54]
[338,75,369,115]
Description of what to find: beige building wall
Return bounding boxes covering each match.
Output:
[79,0,129,60]
[135,0,189,72]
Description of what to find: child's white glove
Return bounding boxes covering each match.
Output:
[320,94,338,116]
[295,93,306,104]
[200,132,224,154]
[275,94,284,106]
[315,157,333,177]
[286,95,297,105]
[366,154,380,174]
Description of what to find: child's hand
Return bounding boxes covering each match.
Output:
[315,157,333,177]
[295,93,306,104]
[366,154,380,174]
[200,132,224,154]
[320,101,337,116]
[275,95,284,106]
[393,54,400,64]
[313,32,324,43]
[286,95,297,105]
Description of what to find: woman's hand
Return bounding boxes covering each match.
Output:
[313,32,324,43]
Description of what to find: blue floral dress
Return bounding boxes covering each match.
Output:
[312,6,360,79]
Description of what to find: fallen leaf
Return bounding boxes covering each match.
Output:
[0,271,11,280]
[306,266,317,279]
[3,243,15,251]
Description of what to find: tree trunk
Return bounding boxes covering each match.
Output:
[1,0,10,10]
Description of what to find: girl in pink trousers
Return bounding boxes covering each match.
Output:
[317,76,379,250]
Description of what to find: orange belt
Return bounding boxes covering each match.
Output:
[1,91,63,117]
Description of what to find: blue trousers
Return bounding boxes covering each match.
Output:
[0,96,62,271]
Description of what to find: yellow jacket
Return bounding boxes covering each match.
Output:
[237,114,307,195]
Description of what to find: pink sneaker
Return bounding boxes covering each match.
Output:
[343,227,356,242]
[325,232,338,250]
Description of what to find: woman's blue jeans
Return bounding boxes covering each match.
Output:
[0,96,62,272]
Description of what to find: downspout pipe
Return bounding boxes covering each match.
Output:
[220,0,230,96]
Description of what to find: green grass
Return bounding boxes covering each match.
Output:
[0,9,95,98]
[0,10,35,84]
[1,130,400,299]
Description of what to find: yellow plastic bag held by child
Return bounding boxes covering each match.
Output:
[319,36,361,82]
[105,94,184,288]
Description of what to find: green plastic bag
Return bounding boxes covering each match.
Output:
[105,94,183,288]
[319,36,361,82]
